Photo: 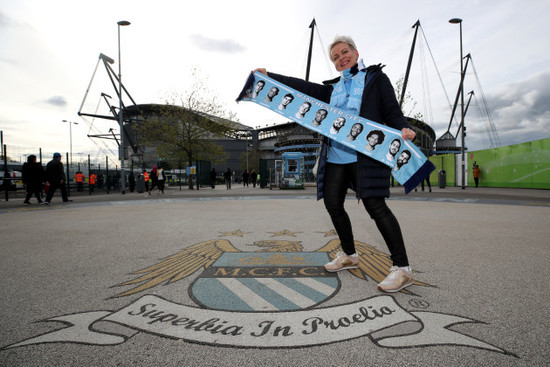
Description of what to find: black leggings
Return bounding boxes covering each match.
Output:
[323,162,409,267]
[25,186,42,202]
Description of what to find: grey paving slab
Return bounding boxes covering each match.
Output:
[0,186,548,366]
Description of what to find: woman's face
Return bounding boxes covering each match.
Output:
[331,42,359,72]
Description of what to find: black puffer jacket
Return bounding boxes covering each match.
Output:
[45,158,65,184]
[268,64,411,199]
[22,161,44,190]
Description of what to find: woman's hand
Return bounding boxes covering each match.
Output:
[253,68,268,75]
[401,127,416,141]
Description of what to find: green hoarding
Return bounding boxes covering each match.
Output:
[428,138,550,189]
[469,138,550,189]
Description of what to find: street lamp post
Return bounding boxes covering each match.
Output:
[62,120,78,168]
[449,17,466,189]
[62,120,78,195]
[246,142,254,174]
[246,143,249,172]
[117,20,131,195]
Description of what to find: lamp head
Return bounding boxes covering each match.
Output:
[99,53,115,64]
[118,20,131,26]
[449,18,462,24]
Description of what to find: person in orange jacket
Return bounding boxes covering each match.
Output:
[89,172,97,192]
[143,170,150,192]
[75,171,85,192]
[473,164,481,188]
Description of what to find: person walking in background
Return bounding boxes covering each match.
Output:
[143,170,150,193]
[473,164,481,188]
[242,169,249,187]
[22,154,43,204]
[89,172,97,192]
[224,168,232,189]
[210,168,217,189]
[157,167,166,194]
[148,166,158,195]
[44,152,71,204]
[415,177,432,192]
[250,169,257,188]
[422,176,432,192]
[128,172,135,193]
[97,173,104,191]
[74,171,84,192]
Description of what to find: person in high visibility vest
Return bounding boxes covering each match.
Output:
[473,164,481,188]
[143,170,150,192]
[75,171,85,192]
[89,173,97,192]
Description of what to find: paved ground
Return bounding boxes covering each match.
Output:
[0,185,548,366]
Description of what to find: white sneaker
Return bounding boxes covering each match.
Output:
[324,252,359,272]
[377,266,413,293]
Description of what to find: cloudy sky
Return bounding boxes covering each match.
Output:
[1,0,549,164]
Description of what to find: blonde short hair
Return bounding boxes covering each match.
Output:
[328,36,357,54]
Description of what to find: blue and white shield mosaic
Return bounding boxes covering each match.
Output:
[190,252,339,311]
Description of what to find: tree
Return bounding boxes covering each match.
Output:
[395,75,424,121]
[137,69,238,189]
[240,148,261,172]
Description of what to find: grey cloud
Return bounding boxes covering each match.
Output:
[0,57,18,65]
[475,71,550,147]
[44,96,68,107]
[0,12,11,27]
[0,11,25,29]
[190,34,246,54]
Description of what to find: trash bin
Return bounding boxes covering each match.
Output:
[438,169,446,189]
[136,175,145,193]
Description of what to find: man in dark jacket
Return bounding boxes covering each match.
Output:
[253,35,417,293]
[44,152,71,204]
[22,155,44,204]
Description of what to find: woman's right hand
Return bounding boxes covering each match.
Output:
[252,68,267,75]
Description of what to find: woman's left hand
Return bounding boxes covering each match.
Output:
[401,127,416,141]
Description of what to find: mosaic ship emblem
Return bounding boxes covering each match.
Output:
[191,252,339,311]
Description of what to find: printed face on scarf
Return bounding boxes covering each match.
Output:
[267,87,279,98]
[350,123,363,137]
[333,117,346,129]
[282,95,294,106]
[315,109,328,122]
[299,102,311,115]
[367,133,381,147]
[331,42,360,72]
[254,81,265,93]
[397,151,411,166]
[389,139,401,155]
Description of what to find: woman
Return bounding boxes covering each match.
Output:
[253,36,417,293]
